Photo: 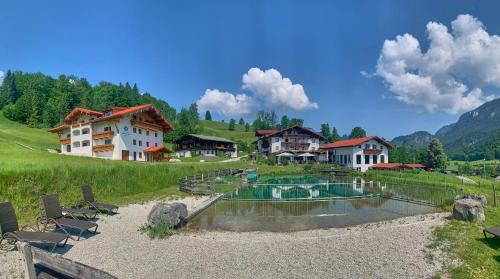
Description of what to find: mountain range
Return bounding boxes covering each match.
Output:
[391,98,500,160]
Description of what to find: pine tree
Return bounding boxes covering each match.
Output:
[205,110,212,121]
[428,139,448,169]
[280,115,290,129]
[330,127,340,142]
[320,123,331,139]
[228,118,236,131]
[245,123,250,132]
[238,117,245,125]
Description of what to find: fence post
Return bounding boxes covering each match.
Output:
[18,242,36,279]
[493,183,497,207]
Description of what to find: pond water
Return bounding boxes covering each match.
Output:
[187,175,439,232]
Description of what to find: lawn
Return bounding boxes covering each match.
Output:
[0,113,299,224]
[364,170,500,278]
[199,120,256,144]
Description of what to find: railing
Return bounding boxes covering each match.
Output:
[92,130,114,140]
[59,137,71,145]
[179,168,241,195]
[363,148,382,155]
[17,242,117,279]
[92,144,114,152]
[131,119,162,131]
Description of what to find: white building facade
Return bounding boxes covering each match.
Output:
[320,137,393,172]
[50,105,174,161]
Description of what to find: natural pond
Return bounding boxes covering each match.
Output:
[187,175,445,232]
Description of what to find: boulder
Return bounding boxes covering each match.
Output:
[453,198,485,222]
[454,194,487,208]
[147,202,188,228]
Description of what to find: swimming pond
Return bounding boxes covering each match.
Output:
[186,175,446,232]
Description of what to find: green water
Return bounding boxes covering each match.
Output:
[187,175,443,232]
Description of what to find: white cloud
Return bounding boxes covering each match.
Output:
[197,89,254,117]
[0,71,4,84]
[197,67,318,117]
[376,14,498,114]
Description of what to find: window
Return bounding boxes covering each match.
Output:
[356,155,362,164]
[105,139,112,145]
[139,140,142,146]
[82,128,90,135]
[146,131,150,136]
[155,143,158,147]
[139,129,142,135]
[139,152,142,159]
[133,139,136,145]
[146,142,150,147]
[380,145,383,150]
[72,130,80,136]
[365,144,369,149]
[82,140,90,147]
[372,144,376,149]
[155,132,158,137]
[66,145,71,152]
[104,126,111,131]
[364,155,370,164]
[373,155,378,164]
[133,127,137,133]
[73,142,80,148]
[380,155,385,163]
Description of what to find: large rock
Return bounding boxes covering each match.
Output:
[453,198,485,222]
[454,194,487,208]
[147,202,188,228]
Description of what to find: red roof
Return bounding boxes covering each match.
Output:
[143,145,173,153]
[372,163,405,170]
[320,136,393,149]
[65,108,103,121]
[48,124,70,133]
[255,130,279,136]
[93,104,175,132]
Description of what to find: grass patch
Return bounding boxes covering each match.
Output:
[138,220,175,239]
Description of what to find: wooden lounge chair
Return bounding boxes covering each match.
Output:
[40,195,98,241]
[483,227,500,242]
[81,185,119,215]
[0,202,68,252]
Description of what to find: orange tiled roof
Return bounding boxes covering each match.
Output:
[93,104,175,132]
[64,108,103,121]
[143,145,173,153]
[320,136,393,149]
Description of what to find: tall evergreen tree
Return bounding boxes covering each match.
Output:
[205,110,212,121]
[0,70,20,107]
[245,122,250,132]
[280,115,290,129]
[228,118,236,131]
[428,139,448,169]
[320,123,331,139]
[188,103,199,123]
[289,118,304,127]
[238,117,245,126]
[330,127,340,142]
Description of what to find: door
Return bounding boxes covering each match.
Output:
[122,150,129,161]
[133,151,137,161]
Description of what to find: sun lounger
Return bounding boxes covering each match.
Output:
[81,185,119,215]
[483,227,500,242]
[0,202,68,252]
[61,207,97,219]
[40,195,98,241]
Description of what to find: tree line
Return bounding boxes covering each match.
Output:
[389,139,448,169]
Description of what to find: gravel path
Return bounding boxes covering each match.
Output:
[1,197,450,279]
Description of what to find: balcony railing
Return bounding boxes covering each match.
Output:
[363,148,382,155]
[92,144,114,152]
[92,130,114,140]
[131,119,162,131]
[59,138,71,145]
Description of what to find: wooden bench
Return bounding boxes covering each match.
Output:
[17,242,116,279]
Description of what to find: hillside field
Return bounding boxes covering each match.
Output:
[0,113,296,223]
[199,120,256,144]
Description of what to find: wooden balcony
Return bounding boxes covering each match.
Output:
[131,119,162,131]
[92,144,114,152]
[59,138,71,145]
[92,130,114,140]
[363,148,382,155]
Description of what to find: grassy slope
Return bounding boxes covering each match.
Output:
[199,120,256,144]
[365,170,500,278]
[0,114,299,223]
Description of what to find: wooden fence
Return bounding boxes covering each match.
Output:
[179,168,241,195]
[17,242,116,279]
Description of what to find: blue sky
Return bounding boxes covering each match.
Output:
[2,0,500,139]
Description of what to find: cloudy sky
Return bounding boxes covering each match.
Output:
[1,0,500,138]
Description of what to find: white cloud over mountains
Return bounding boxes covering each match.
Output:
[197,67,318,117]
[375,14,498,114]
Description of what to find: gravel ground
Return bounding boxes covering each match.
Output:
[1,197,450,279]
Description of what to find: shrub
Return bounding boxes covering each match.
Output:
[138,220,175,239]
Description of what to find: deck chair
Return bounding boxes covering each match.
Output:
[40,195,98,241]
[483,227,500,242]
[61,207,97,220]
[0,202,68,252]
[81,185,118,215]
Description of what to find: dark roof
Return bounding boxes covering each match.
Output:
[175,134,235,144]
[258,126,325,140]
